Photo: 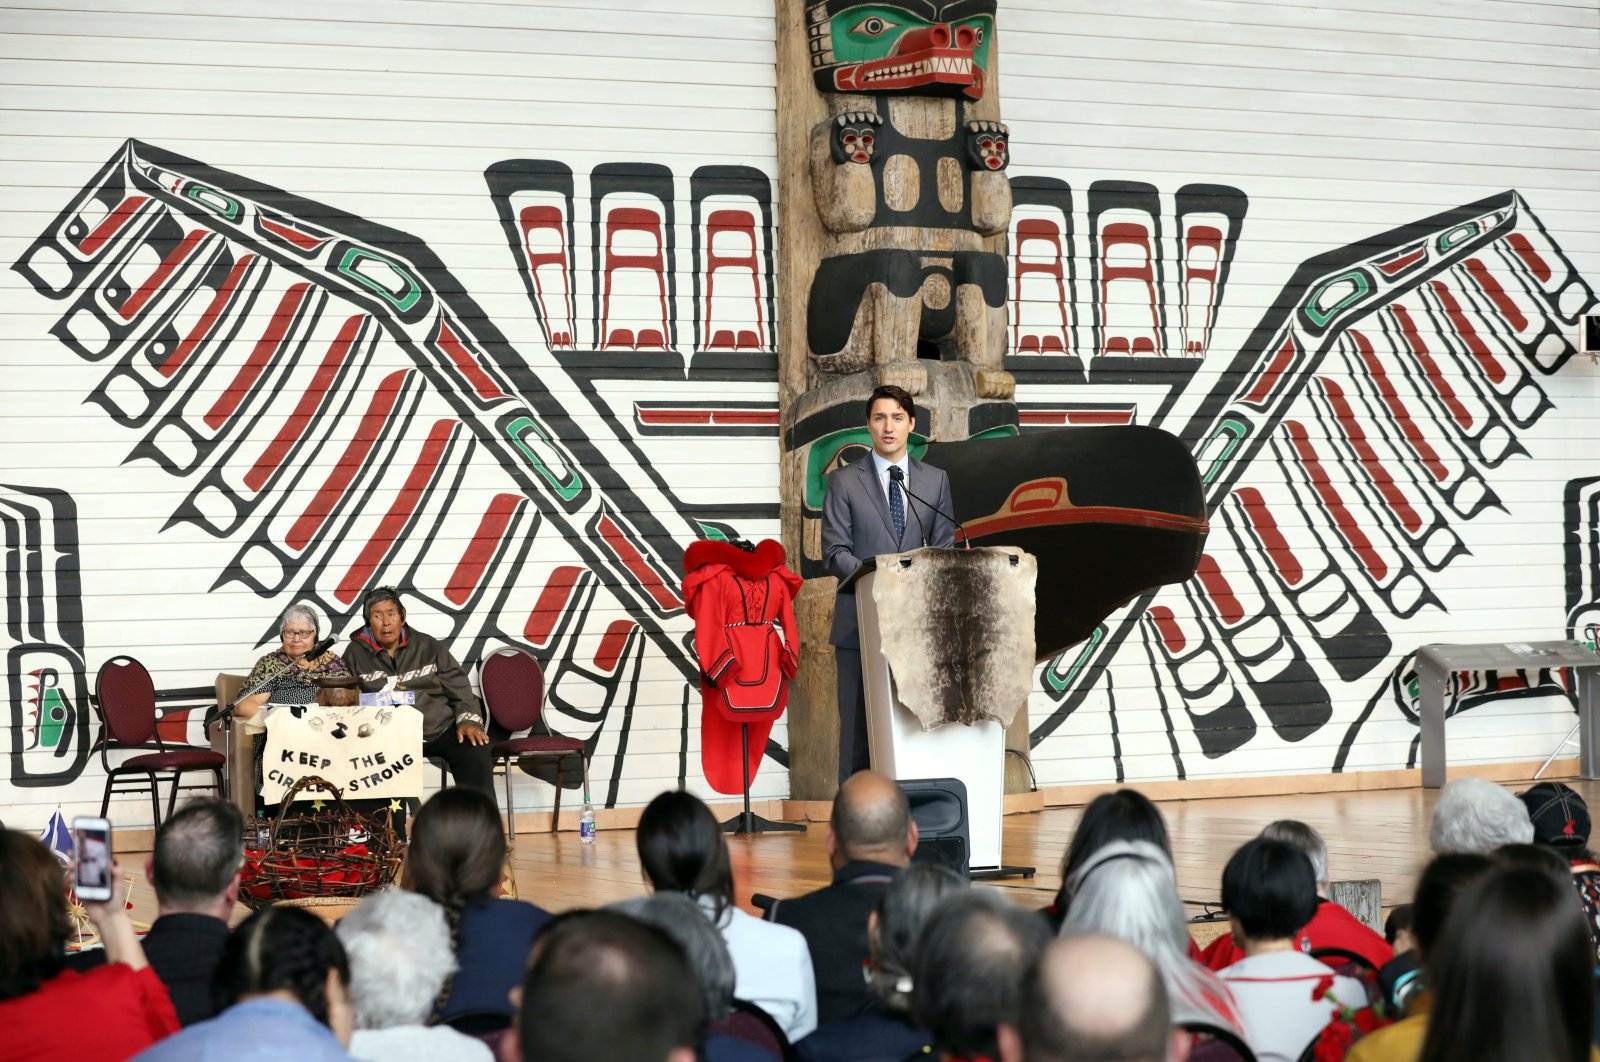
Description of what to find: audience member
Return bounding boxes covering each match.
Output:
[1358,852,1495,1055]
[0,831,179,1061]
[345,586,495,799]
[766,770,917,1025]
[795,864,965,1062]
[403,787,551,1031]
[69,799,243,1026]
[1060,841,1244,1040]
[136,905,353,1061]
[1043,789,1171,931]
[1200,819,1391,972]
[612,893,776,1062]
[1359,864,1597,1062]
[337,889,491,1062]
[1216,838,1366,1062]
[999,933,1185,1062]
[638,789,818,1040]
[913,889,1051,1062]
[1383,904,1414,956]
[1429,776,1533,853]
[518,910,703,1062]
[1520,781,1600,960]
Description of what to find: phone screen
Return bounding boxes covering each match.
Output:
[72,817,113,902]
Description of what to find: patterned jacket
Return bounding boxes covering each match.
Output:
[345,626,484,740]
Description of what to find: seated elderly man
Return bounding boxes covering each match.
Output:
[336,888,491,1062]
[999,934,1181,1062]
[1430,776,1534,854]
[344,586,495,801]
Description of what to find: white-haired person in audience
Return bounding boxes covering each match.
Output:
[1429,776,1534,854]
[1199,819,1391,972]
[1059,841,1245,1046]
[336,889,491,1062]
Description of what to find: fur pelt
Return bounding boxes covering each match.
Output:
[684,538,800,587]
[872,547,1035,731]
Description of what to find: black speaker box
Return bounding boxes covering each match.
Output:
[899,777,971,879]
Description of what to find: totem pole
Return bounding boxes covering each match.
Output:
[777,0,1024,797]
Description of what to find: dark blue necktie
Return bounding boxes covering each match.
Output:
[888,466,906,539]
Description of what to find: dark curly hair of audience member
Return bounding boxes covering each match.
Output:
[636,789,736,919]
[214,906,351,1029]
[1417,864,1593,1062]
[0,831,74,999]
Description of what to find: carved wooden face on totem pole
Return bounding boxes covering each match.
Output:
[786,0,1016,577]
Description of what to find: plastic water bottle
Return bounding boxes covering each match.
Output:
[579,795,596,845]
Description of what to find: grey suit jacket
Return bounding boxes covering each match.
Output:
[822,453,956,648]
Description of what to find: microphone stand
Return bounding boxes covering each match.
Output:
[894,474,971,549]
[208,637,337,808]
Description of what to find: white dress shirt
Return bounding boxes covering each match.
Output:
[869,449,911,505]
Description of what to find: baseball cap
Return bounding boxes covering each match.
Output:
[1518,782,1591,848]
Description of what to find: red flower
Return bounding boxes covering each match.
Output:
[1311,974,1336,1001]
[1354,1008,1382,1033]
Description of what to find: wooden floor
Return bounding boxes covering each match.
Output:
[106,772,1595,934]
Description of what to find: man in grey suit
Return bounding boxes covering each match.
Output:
[822,384,957,785]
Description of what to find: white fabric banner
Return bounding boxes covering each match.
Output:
[262,703,424,803]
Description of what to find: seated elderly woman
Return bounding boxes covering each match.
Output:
[234,604,354,804]
[0,831,178,1061]
[336,889,491,1062]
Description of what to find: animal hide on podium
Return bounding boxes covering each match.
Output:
[872,547,1035,732]
[682,539,802,794]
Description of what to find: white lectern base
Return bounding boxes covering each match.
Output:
[857,565,1006,871]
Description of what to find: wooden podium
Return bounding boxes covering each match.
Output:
[846,546,1036,874]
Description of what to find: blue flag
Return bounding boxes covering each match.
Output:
[38,809,73,868]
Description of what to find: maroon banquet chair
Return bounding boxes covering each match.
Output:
[479,646,588,837]
[94,655,225,827]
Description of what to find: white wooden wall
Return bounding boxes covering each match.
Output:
[2,0,1598,831]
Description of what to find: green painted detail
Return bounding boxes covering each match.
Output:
[335,246,424,313]
[1304,271,1371,328]
[184,184,240,221]
[1437,222,1479,252]
[828,6,993,76]
[968,424,1019,443]
[1406,677,1420,702]
[36,686,67,750]
[803,427,929,511]
[505,416,584,502]
[1199,419,1249,485]
[1043,626,1104,694]
[698,524,730,542]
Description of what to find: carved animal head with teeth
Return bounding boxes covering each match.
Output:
[806,0,996,99]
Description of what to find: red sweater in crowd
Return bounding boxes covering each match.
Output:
[0,963,180,1061]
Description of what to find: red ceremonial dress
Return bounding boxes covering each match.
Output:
[683,539,802,794]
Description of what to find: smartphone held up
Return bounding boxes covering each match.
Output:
[72,815,114,902]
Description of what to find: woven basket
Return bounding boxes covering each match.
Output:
[239,775,401,909]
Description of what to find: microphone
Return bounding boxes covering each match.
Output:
[888,466,928,547]
[301,634,337,662]
[893,469,971,550]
